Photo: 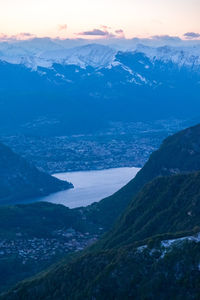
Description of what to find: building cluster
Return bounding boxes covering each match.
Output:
[0,229,98,265]
[1,119,182,174]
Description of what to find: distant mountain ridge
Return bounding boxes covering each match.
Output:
[0,45,200,136]
[1,41,200,70]
[0,43,116,69]
[0,142,73,204]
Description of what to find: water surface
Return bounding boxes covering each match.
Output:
[38,167,140,208]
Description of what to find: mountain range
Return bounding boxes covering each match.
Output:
[1,39,200,69]
[2,123,200,299]
[0,43,200,136]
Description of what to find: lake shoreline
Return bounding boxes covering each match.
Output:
[43,167,140,208]
[17,167,140,209]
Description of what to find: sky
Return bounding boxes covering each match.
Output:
[0,0,200,40]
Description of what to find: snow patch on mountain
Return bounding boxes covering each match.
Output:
[137,232,200,258]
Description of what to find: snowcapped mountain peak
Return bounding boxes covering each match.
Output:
[134,43,200,67]
[38,44,117,69]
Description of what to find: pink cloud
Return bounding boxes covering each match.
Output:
[0,32,36,41]
[18,33,36,39]
[115,29,125,38]
[77,27,117,38]
[58,24,67,31]
[78,29,109,36]
[0,33,8,40]
[101,25,111,31]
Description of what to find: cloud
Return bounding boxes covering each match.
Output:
[58,24,67,31]
[101,25,111,31]
[14,33,36,40]
[0,32,36,41]
[115,29,125,38]
[115,29,123,34]
[78,27,125,38]
[0,33,8,39]
[151,35,181,42]
[78,29,109,36]
[20,32,32,37]
[19,32,35,38]
[184,32,200,39]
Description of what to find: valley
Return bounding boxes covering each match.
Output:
[2,123,200,296]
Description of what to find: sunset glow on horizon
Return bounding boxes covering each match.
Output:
[0,0,199,40]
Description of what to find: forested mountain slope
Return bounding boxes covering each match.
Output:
[83,123,200,231]
[0,142,72,204]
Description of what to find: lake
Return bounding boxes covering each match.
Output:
[36,167,140,208]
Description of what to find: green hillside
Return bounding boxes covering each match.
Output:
[97,171,200,249]
[0,202,101,239]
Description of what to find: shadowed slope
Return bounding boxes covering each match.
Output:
[0,142,72,204]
